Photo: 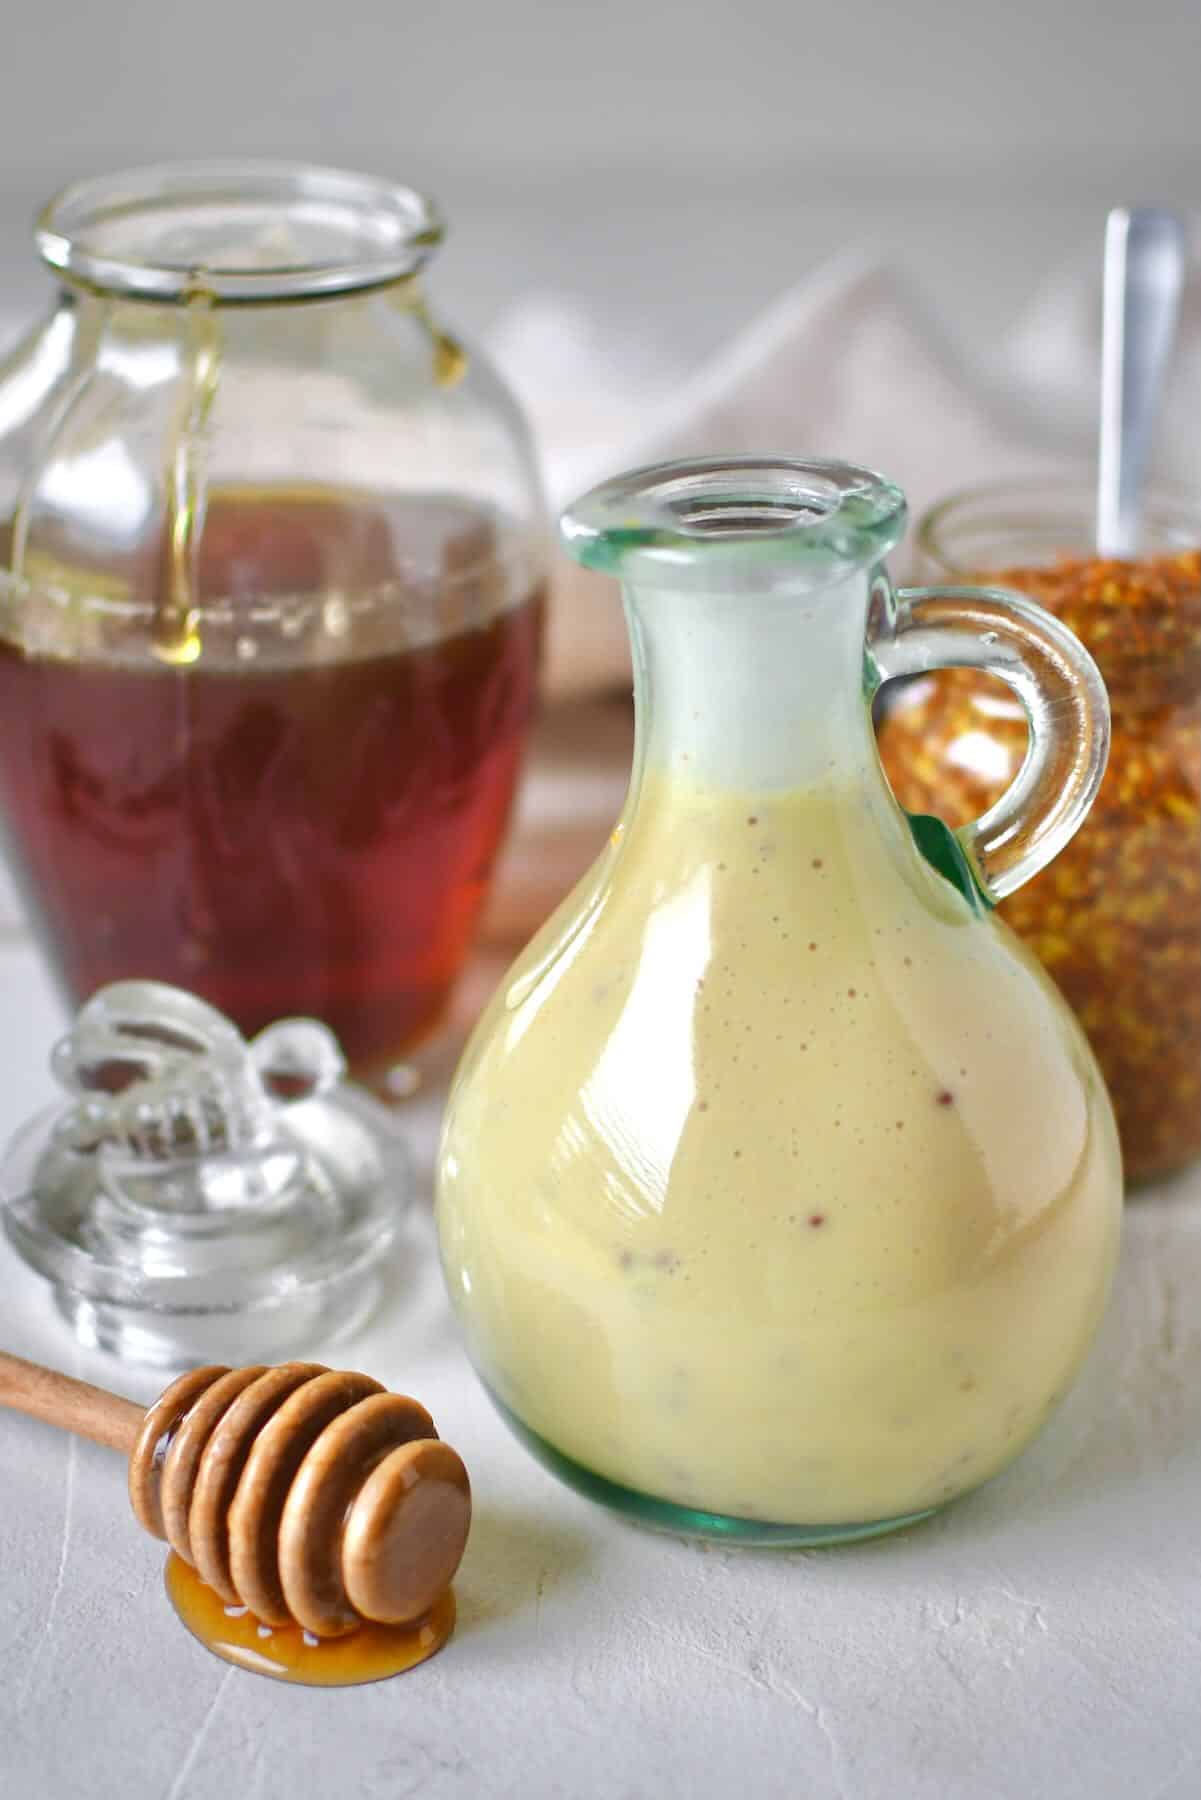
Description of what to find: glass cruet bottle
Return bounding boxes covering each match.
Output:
[436,456,1123,1546]
[0,161,546,1085]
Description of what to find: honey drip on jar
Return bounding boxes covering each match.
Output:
[394,285,468,388]
[154,290,221,666]
[165,1554,456,1686]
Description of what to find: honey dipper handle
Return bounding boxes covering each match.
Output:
[0,1349,144,1455]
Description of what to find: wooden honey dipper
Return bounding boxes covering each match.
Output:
[0,1351,472,1640]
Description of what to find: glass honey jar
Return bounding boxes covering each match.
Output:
[0,161,546,1083]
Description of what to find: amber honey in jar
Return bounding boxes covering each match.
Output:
[0,488,543,1076]
[878,480,1201,1186]
[0,164,546,1082]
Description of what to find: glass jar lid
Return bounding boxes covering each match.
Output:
[1,981,411,1366]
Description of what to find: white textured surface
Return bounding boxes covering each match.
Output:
[1,938,1200,1800]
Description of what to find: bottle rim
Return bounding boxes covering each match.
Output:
[561,455,908,578]
[36,160,443,304]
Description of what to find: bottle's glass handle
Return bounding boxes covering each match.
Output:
[868,577,1111,904]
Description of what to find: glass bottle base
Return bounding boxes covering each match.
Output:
[489,1391,942,1548]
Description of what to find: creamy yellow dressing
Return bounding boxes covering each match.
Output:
[437,772,1121,1528]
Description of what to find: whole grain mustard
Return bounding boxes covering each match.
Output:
[880,550,1201,1185]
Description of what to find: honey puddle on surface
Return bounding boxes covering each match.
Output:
[165,1553,456,1686]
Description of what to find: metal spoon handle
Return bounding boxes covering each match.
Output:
[1096,207,1186,558]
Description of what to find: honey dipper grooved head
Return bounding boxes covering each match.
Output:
[128,1363,472,1637]
[129,1364,230,1539]
[190,1362,327,1604]
[161,1366,269,1566]
[228,1368,382,1626]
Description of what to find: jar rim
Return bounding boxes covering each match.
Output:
[916,473,1201,690]
[917,474,1201,572]
[36,161,444,304]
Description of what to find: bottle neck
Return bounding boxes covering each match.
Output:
[624,564,883,798]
